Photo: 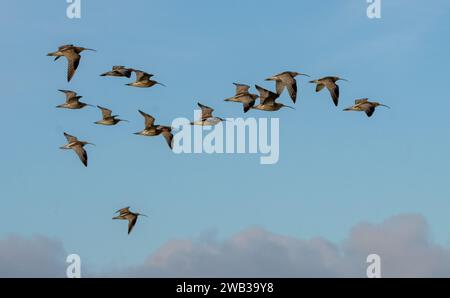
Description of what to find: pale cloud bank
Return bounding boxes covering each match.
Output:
[2,214,450,277]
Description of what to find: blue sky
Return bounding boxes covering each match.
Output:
[1,0,450,273]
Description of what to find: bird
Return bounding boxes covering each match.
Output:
[134,110,174,149]
[112,207,147,235]
[309,76,348,107]
[191,102,226,126]
[126,70,166,88]
[266,71,310,103]
[224,83,259,113]
[47,44,96,82]
[60,132,94,167]
[100,66,134,78]
[343,98,390,117]
[56,89,93,109]
[94,106,128,126]
[252,85,294,112]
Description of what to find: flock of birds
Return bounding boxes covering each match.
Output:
[47,44,390,234]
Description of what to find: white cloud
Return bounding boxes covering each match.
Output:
[0,235,66,277]
[2,214,450,277]
[117,214,450,278]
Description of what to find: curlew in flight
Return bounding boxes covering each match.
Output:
[113,207,147,235]
[252,85,294,112]
[56,89,93,109]
[100,66,134,78]
[94,106,128,126]
[134,110,173,149]
[224,83,259,113]
[309,76,348,107]
[343,98,390,117]
[266,71,310,103]
[47,44,96,82]
[126,70,166,88]
[191,102,226,126]
[60,132,94,167]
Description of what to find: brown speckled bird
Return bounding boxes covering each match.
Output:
[134,110,173,149]
[59,132,94,167]
[309,76,348,107]
[126,70,166,88]
[252,85,294,112]
[112,207,147,235]
[224,83,259,113]
[343,98,390,117]
[266,71,310,103]
[56,90,93,109]
[47,44,96,82]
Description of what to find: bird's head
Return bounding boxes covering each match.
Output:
[373,102,390,109]
[290,71,310,78]
[281,103,295,110]
[334,77,348,82]
[82,141,95,147]
[79,47,96,53]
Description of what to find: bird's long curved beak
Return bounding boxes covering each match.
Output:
[340,78,349,82]
[86,104,95,107]
[157,82,167,87]
[284,105,296,110]
[87,143,96,146]
[299,73,310,77]
[85,48,96,52]
[120,119,130,123]
[380,104,391,109]
[343,107,353,111]
[140,214,148,217]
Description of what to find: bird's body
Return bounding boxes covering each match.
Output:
[309,76,347,107]
[266,71,310,104]
[60,132,94,167]
[94,106,127,126]
[101,66,134,78]
[47,44,96,82]
[343,98,390,117]
[224,83,259,113]
[56,90,93,109]
[126,70,165,88]
[252,85,294,112]
[112,207,147,235]
[134,110,173,149]
[191,102,226,126]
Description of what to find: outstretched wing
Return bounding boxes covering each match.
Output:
[138,110,155,128]
[161,129,174,149]
[64,132,78,143]
[98,106,113,119]
[59,89,77,102]
[233,83,250,95]
[134,70,153,82]
[127,215,138,234]
[72,145,88,167]
[282,76,297,103]
[198,102,214,120]
[325,81,339,106]
[255,85,278,105]
[355,98,369,105]
[64,50,81,82]
[116,207,131,215]
[364,105,376,117]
